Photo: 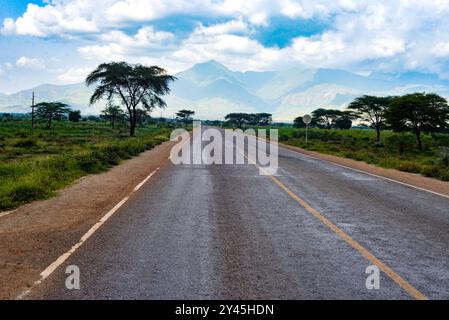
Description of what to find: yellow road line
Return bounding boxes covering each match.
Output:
[245,151,428,300]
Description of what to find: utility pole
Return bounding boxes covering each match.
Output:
[31,91,35,128]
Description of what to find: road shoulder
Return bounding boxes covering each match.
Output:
[0,140,174,299]
[280,142,449,197]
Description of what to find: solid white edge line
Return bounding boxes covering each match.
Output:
[133,168,160,192]
[243,132,448,199]
[16,167,161,300]
[281,146,449,200]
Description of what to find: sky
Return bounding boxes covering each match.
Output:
[1,0,449,93]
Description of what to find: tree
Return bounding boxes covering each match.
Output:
[385,93,449,150]
[334,111,356,129]
[86,62,176,136]
[255,113,272,126]
[101,104,124,128]
[176,109,195,127]
[348,95,392,141]
[68,110,81,122]
[34,102,71,129]
[311,108,342,129]
[225,113,251,128]
[293,116,306,128]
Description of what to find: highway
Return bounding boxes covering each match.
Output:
[27,127,449,300]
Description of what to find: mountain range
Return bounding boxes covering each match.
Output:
[1,60,449,121]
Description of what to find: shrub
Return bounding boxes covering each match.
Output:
[398,161,422,173]
[279,133,290,141]
[13,138,38,148]
[385,133,416,154]
[439,147,449,167]
[8,183,49,204]
[440,170,449,181]
[76,152,107,173]
[420,165,442,178]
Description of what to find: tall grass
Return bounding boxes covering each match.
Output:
[275,127,449,181]
[0,121,171,210]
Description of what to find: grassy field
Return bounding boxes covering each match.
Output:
[274,127,449,181]
[0,121,172,210]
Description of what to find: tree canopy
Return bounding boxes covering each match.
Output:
[176,109,195,126]
[34,102,71,129]
[311,109,342,129]
[86,62,176,136]
[293,116,306,128]
[68,110,81,122]
[224,113,272,128]
[385,93,449,150]
[348,95,392,140]
[101,104,125,128]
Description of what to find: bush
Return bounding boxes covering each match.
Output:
[8,183,49,204]
[420,165,442,178]
[439,147,449,167]
[385,133,416,154]
[13,138,38,148]
[440,170,449,181]
[397,161,422,173]
[76,153,104,173]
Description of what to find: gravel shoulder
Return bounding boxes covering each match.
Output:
[0,140,174,299]
[280,142,449,197]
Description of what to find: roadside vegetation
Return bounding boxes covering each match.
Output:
[0,120,172,210]
[0,61,177,210]
[277,127,449,181]
[223,93,449,182]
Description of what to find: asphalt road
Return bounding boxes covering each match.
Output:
[28,127,449,299]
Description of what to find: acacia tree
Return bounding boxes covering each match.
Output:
[176,109,195,127]
[225,113,251,128]
[101,103,124,128]
[34,102,71,129]
[334,111,356,129]
[311,108,341,129]
[86,62,176,136]
[348,95,392,141]
[253,113,272,126]
[293,116,306,128]
[386,93,449,150]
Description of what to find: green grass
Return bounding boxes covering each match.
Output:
[0,120,172,210]
[271,127,449,181]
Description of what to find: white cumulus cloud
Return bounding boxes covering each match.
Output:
[57,67,93,83]
[3,1,449,79]
[16,56,45,69]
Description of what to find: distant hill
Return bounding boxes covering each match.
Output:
[1,60,449,121]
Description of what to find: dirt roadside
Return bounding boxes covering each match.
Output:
[280,142,449,197]
[0,140,175,299]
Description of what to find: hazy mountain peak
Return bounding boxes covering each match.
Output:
[176,59,239,87]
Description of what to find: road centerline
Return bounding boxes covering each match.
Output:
[241,149,428,300]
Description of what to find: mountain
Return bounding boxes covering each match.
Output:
[1,60,449,121]
[0,83,94,114]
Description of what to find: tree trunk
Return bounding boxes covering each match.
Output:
[415,128,422,151]
[48,117,52,129]
[129,107,137,137]
[376,126,381,141]
[128,111,134,137]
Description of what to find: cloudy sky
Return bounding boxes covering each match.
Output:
[1,0,449,93]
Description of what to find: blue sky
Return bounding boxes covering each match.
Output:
[1,1,449,93]
[0,0,44,20]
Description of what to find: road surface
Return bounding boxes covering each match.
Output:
[28,127,449,299]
